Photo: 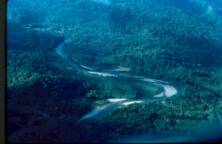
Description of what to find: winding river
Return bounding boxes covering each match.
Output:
[54,37,178,121]
[24,26,221,142]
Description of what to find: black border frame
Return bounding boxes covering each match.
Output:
[0,0,6,143]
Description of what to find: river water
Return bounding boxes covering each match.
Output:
[54,37,178,121]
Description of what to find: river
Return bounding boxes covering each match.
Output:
[54,37,178,121]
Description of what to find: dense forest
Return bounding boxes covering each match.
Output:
[8,0,222,142]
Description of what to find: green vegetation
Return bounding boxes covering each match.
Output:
[8,0,222,142]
